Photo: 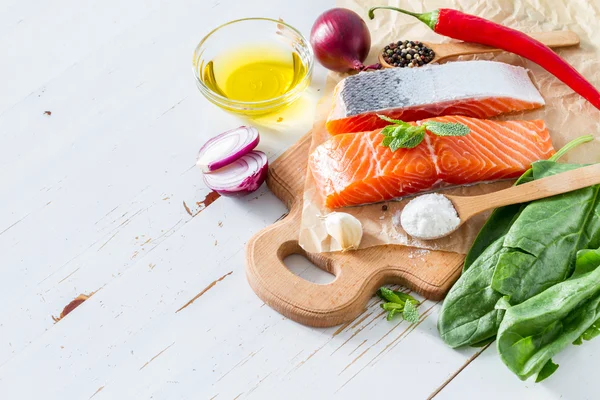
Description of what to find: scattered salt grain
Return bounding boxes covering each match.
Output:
[407,248,430,259]
[400,193,460,239]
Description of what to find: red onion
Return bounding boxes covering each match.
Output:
[202,151,268,196]
[196,126,259,173]
[310,8,380,72]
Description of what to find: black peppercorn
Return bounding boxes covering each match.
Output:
[383,39,436,68]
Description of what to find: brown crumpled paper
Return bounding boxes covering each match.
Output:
[299,0,600,254]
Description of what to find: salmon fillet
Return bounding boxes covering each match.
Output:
[326,61,545,135]
[310,116,555,209]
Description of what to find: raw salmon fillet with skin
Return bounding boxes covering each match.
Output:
[310,116,555,209]
[310,129,438,209]
[326,61,545,135]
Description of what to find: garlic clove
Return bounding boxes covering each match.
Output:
[323,212,363,251]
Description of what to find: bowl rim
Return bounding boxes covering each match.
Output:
[192,17,314,108]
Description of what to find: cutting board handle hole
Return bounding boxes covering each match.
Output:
[283,253,335,285]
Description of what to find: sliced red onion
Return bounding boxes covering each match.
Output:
[202,151,268,196]
[196,126,260,173]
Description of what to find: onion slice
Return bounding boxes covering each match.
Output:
[196,126,260,173]
[202,151,268,196]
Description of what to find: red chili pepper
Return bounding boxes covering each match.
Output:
[368,6,600,110]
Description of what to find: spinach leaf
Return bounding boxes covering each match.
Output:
[572,249,600,345]
[536,359,559,382]
[491,163,600,304]
[572,248,600,279]
[463,134,595,272]
[438,238,506,348]
[574,317,600,345]
[497,254,600,381]
[440,161,600,348]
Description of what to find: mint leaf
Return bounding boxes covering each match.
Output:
[424,121,470,136]
[536,359,559,382]
[382,302,405,321]
[403,300,419,324]
[378,117,463,152]
[380,125,398,137]
[390,129,425,151]
[378,287,420,322]
[382,136,394,147]
[381,126,425,151]
[378,287,404,304]
[377,114,410,127]
[381,302,405,311]
[389,290,419,304]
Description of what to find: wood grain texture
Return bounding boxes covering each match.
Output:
[450,163,600,224]
[379,30,580,68]
[246,132,464,327]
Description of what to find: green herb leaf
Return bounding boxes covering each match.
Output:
[536,359,559,383]
[378,287,421,322]
[377,286,400,307]
[377,287,404,304]
[392,129,425,150]
[376,114,410,127]
[382,136,394,147]
[380,125,426,151]
[390,290,419,304]
[424,121,470,136]
[380,125,398,137]
[382,302,405,321]
[377,115,469,151]
[377,287,418,304]
[381,302,405,311]
[403,300,419,323]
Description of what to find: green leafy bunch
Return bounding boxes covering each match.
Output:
[377,287,420,323]
[378,115,470,151]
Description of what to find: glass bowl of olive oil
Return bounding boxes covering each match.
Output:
[193,18,314,116]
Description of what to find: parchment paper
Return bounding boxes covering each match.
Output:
[299,0,600,254]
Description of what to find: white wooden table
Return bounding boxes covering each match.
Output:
[1,0,598,398]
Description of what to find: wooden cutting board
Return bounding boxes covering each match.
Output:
[245,132,465,327]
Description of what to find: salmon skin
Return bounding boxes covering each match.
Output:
[310,116,554,209]
[326,61,545,135]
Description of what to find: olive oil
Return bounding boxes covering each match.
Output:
[201,44,308,103]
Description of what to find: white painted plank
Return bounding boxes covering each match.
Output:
[0,188,477,399]
[436,339,600,399]
[0,0,323,368]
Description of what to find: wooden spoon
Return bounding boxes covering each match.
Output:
[379,30,580,68]
[402,163,600,240]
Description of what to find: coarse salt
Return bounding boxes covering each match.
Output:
[400,194,460,239]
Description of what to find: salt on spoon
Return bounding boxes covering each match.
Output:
[400,162,600,240]
[400,194,460,240]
